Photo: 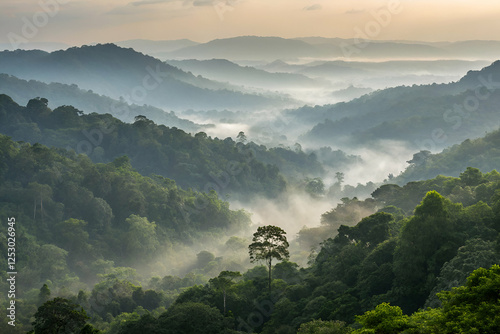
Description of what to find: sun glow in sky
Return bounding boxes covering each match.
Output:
[1,0,500,45]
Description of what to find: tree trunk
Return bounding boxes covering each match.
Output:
[268,257,272,295]
[223,288,226,315]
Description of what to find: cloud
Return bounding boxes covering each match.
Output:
[303,4,322,11]
[345,9,365,14]
[130,0,173,6]
[192,0,216,6]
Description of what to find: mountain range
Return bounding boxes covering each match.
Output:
[0,43,293,111]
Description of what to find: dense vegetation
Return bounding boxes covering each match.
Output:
[0,44,289,111]
[295,60,500,150]
[3,137,499,332]
[0,73,202,132]
[396,128,500,184]
[0,94,327,198]
[1,43,500,334]
[128,168,499,333]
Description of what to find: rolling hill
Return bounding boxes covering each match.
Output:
[295,60,500,150]
[0,44,292,111]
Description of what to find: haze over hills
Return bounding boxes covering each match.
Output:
[0,73,204,132]
[3,32,500,333]
[166,58,325,90]
[4,0,500,328]
[0,43,293,111]
[283,60,500,151]
[395,127,500,185]
[162,36,500,62]
[164,36,319,61]
[0,41,70,52]
[115,39,200,58]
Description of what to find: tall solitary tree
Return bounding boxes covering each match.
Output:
[209,271,241,314]
[249,225,289,294]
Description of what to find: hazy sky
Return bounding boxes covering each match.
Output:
[1,0,500,45]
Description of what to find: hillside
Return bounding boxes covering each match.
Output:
[0,73,202,132]
[395,127,500,184]
[297,60,500,150]
[165,36,320,61]
[0,44,291,111]
[166,59,323,90]
[0,94,337,198]
[166,36,500,62]
[115,39,200,57]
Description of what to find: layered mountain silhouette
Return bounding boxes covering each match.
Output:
[0,43,292,111]
[296,60,500,149]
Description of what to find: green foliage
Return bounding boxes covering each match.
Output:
[0,94,292,199]
[130,174,500,333]
[249,225,290,293]
[249,226,290,265]
[159,302,226,334]
[393,191,462,312]
[357,265,500,333]
[38,284,51,306]
[353,303,409,334]
[396,127,500,185]
[32,297,92,334]
[298,319,352,334]
[209,271,242,314]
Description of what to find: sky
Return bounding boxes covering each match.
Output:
[1,0,500,46]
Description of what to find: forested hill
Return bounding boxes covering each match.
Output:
[0,73,202,132]
[395,127,500,185]
[0,44,289,111]
[296,60,500,150]
[0,133,251,319]
[69,168,500,334]
[0,94,326,198]
[2,127,500,332]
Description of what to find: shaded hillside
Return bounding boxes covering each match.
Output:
[166,59,323,90]
[395,128,500,185]
[0,44,290,111]
[297,60,500,150]
[0,133,251,305]
[0,94,331,198]
[166,36,320,61]
[0,73,202,132]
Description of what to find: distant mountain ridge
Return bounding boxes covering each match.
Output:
[162,36,500,61]
[115,39,200,58]
[294,60,500,149]
[166,58,323,90]
[166,36,320,61]
[0,43,291,111]
[0,73,203,132]
[395,127,500,184]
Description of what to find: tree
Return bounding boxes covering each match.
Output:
[32,298,90,334]
[432,264,500,333]
[249,225,290,294]
[459,167,484,186]
[353,303,409,334]
[158,302,225,334]
[305,177,325,197]
[209,271,241,314]
[335,172,345,185]
[124,215,159,260]
[236,131,247,143]
[393,191,461,312]
[298,319,352,334]
[38,284,51,306]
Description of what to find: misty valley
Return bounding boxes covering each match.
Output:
[2,37,500,333]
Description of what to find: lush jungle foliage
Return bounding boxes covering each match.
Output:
[3,155,499,332]
[1,94,500,333]
[0,94,300,198]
